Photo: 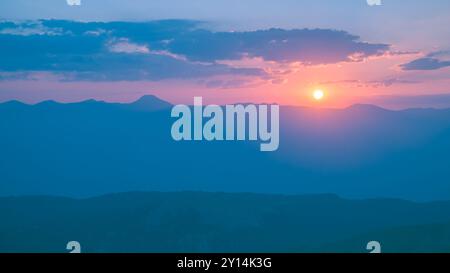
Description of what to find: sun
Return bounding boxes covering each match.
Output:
[313,89,325,101]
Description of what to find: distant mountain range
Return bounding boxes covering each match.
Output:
[1,191,450,253]
[1,96,450,200]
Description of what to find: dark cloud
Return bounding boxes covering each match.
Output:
[401,51,450,71]
[0,20,391,81]
[401,58,450,71]
[0,51,265,82]
[0,21,264,81]
[198,78,261,89]
[166,28,389,64]
[58,53,265,81]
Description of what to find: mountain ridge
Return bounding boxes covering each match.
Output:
[3,95,450,112]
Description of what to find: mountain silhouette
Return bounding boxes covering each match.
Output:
[115,95,173,112]
[1,96,450,200]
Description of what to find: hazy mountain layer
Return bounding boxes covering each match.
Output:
[1,97,450,200]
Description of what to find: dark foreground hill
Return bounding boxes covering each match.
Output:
[1,192,450,253]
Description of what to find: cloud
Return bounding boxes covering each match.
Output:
[320,78,420,88]
[198,78,264,89]
[0,20,266,81]
[401,51,450,71]
[0,21,67,36]
[0,20,391,82]
[401,58,450,71]
[367,78,420,88]
[108,38,150,54]
[60,54,265,82]
[165,28,389,64]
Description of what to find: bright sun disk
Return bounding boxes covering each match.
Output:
[313,89,324,100]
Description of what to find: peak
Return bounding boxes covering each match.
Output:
[36,100,59,106]
[2,100,26,105]
[81,99,101,104]
[346,104,389,112]
[133,95,160,102]
[0,100,29,109]
[125,95,172,111]
[131,95,170,104]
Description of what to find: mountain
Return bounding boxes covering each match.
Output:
[1,192,450,253]
[1,96,450,200]
[114,95,173,112]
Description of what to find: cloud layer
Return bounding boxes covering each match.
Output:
[0,20,391,82]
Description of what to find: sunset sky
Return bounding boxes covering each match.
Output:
[0,0,449,109]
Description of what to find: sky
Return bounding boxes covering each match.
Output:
[0,0,449,108]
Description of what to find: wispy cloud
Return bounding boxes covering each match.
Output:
[320,78,420,88]
[107,38,150,54]
[0,21,67,36]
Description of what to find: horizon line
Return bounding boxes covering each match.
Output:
[3,94,450,112]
